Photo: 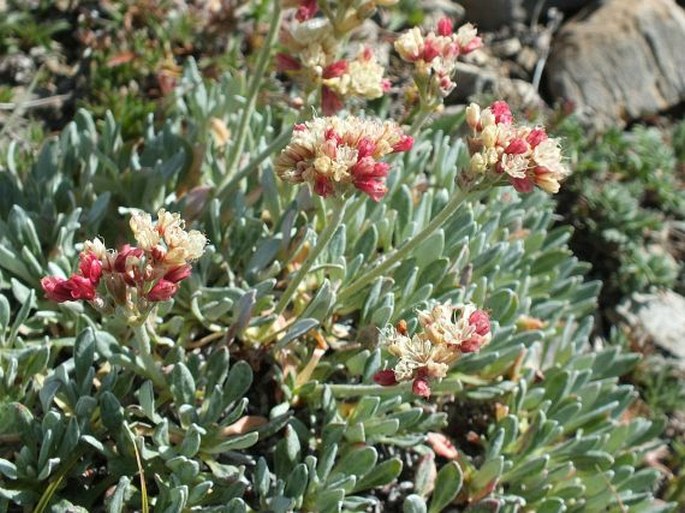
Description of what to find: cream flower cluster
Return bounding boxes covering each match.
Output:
[395,17,482,101]
[277,14,390,114]
[274,116,413,201]
[374,303,491,397]
[464,101,571,194]
[41,209,207,323]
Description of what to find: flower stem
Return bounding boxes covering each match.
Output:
[222,2,283,185]
[318,377,464,398]
[216,126,293,198]
[273,196,348,318]
[131,324,166,389]
[337,188,470,304]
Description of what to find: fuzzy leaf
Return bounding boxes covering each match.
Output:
[428,462,463,513]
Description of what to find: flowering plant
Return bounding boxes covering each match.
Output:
[0,2,674,513]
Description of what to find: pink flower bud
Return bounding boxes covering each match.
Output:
[469,309,491,335]
[41,276,74,302]
[510,176,535,193]
[374,369,398,386]
[147,279,179,302]
[422,39,441,62]
[461,335,486,353]
[526,128,548,147]
[490,101,513,125]
[381,79,392,92]
[276,53,302,72]
[42,275,97,302]
[354,179,387,202]
[295,0,318,21]
[164,264,192,283]
[459,36,483,54]
[67,275,97,300]
[504,138,529,155]
[321,86,343,115]
[323,60,348,79]
[392,135,414,153]
[437,17,453,37]
[412,376,431,398]
[114,244,144,273]
[356,137,377,158]
[313,177,335,197]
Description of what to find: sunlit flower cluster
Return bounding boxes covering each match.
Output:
[463,101,571,193]
[274,115,413,200]
[277,13,390,114]
[395,17,482,103]
[374,303,491,397]
[41,209,207,323]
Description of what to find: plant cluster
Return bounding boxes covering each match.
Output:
[552,116,685,309]
[0,1,680,512]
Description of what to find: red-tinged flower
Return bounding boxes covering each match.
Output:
[147,279,179,302]
[79,251,103,285]
[274,116,411,200]
[374,369,398,386]
[276,53,302,72]
[437,17,453,37]
[464,101,570,193]
[164,264,192,283]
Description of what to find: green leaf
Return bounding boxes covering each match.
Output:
[100,391,124,432]
[277,318,319,349]
[331,446,377,480]
[73,328,95,386]
[428,462,463,513]
[171,363,196,406]
[316,488,344,513]
[404,495,428,513]
[108,476,131,513]
[354,457,402,492]
[0,293,9,333]
[0,458,17,479]
[223,360,253,405]
[204,432,259,454]
[284,463,308,499]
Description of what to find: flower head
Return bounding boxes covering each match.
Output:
[395,18,482,104]
[275,116,413,201]
[41,209,207,324]
[375,302,491,397]
[463,101,570,193]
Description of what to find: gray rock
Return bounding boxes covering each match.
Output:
[545,0,685,128]
[460,0,526,31]
[619,291,685,368]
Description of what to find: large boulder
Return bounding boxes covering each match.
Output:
[545,0,685,128]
